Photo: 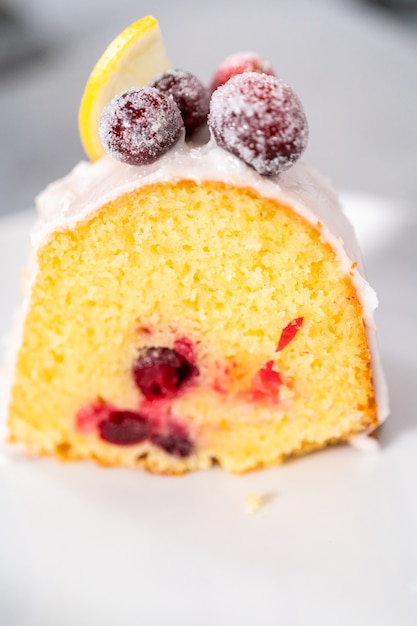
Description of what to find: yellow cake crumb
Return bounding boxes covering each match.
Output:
[245,494,263,515]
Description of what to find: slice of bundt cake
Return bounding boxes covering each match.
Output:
[4,18,388,474]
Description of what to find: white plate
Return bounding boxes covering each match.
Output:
[1,194,416,626]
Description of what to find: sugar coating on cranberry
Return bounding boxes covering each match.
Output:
[151,424,194,458]
[98,410,150,445]
[208,72,309,176]
[150,69,210,137]
[99,87,184,165]
[132,346,198,400]
[210,51,276,92]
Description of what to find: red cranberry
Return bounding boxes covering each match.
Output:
[150,69,210,136]
[99,410,150,445]
[276,317,304,352]
[208,72,308,176]
[173,337,196,364]
[132,346,198,400]
[210,51,276,92]
[151,425,194,458]
[99,87,184,165]
[250,360,282,402]
[76,399,115,433]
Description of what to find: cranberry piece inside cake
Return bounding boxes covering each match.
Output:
[99,410,150,445]
[150,424,194,458]
[132,346,198,400]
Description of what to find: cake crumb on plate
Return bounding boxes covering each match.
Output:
[245,493,263,515]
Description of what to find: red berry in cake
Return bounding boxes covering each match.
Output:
[251,360,282,402]
[99,87,184,165]
[208,72,309,176]
[76,398,115,433]
[150,70,210,137]
[276,317,304,352]
[132,346,198,400]
[173,337,197,365]
[99,409,150,445]
[210,51,276,92]
[151,424,194,458]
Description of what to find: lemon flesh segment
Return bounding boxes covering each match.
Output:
[78,16,171,161]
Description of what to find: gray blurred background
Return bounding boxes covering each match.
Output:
[0,0,416,216]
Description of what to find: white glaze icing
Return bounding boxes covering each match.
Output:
[9,138,390,425]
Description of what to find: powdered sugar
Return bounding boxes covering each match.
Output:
[99,87,184,165]
[209,72,308,176]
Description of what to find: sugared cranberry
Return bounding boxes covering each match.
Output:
[151,424,194,458]
[99,87,184,165]
[132,346,198,400]
[210,51,276,92]
[98,410,150,445]
[150,69,210,137]
[208,72,308,176]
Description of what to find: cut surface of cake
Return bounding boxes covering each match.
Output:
[4,17,388,474]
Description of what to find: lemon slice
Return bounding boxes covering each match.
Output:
[78,16,171,161]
